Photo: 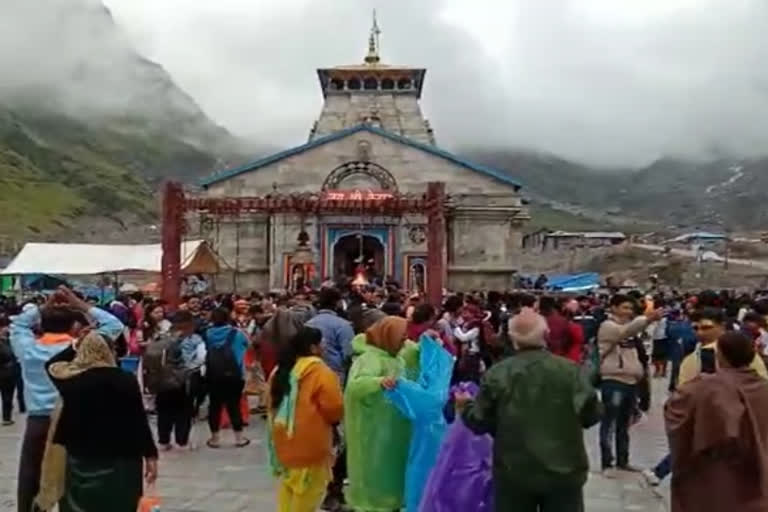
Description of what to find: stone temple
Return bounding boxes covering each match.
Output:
[193,19,529,292]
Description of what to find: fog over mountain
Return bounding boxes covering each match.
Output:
[0,0,235,150]
[0,0,244,241]
[99,0,768,167]
[1,0,768,239]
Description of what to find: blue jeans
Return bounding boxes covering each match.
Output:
[653,453,671,480]
[599,380,636,469]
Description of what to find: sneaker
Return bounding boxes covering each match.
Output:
[1,420,14,426]
[642,469,661,487]
[602,467,619,479]
[618,463,643,473]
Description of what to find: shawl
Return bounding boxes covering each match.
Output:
[35,332,116,511]
[666,368,768,512]
[266,356,322,476]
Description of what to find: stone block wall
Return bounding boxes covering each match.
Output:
[204,131,526,198]
[313,93,433,144]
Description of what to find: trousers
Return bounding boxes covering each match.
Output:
[0,378,15,422]
[17,415,51,512]
[599,379,636,469]
[496,485,584,512]
[156,387,192,446]
[277,465,331,512]
[208,378,245,434]
[653,453,672,480]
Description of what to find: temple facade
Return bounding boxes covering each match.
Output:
[192,19,529,292]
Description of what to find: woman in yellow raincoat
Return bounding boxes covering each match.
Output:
[267,326,344,512]
[345,316,413,511]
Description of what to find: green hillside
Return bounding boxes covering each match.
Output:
[0,107,223,239]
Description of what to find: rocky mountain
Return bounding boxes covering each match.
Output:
[465,150,768,232]
[0,0,246,245]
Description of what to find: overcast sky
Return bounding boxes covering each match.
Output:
[29,0,768,166]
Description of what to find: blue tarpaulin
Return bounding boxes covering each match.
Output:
[545,272,600,292]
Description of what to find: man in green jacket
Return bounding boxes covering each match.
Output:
[458,309,601,511]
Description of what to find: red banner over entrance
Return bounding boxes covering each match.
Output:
[322,189,395,201]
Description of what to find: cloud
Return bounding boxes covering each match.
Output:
[4,0,768,167]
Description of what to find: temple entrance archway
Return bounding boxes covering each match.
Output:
[322,161,398,191]
[161,182,446,309]
[332,234,385,280]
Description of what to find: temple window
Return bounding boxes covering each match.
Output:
[363,77,378,90]
[330,78,345,90]
[348,77,361,90]
[381,78,395,90]
[397,78,412,90]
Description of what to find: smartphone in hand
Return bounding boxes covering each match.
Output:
[700,347,716,374]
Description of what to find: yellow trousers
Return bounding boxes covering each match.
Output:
[276,464,331,512]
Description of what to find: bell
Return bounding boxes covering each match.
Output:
[291,246,314,265]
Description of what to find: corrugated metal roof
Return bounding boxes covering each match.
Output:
[547,231,626,239]
[668,231,729,243]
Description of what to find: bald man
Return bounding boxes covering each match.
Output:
[457,309,601,512]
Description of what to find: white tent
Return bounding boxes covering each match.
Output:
[0,240,217,275]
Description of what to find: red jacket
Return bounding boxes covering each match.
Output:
[566,321,585,363]
[544,313,584,363]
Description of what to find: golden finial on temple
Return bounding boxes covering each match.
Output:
[364,9,381,65]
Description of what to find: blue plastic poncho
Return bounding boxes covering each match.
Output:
[385,334,455,512]
[418,382,494,512]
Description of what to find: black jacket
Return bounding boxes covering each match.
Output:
[46,347,157,459]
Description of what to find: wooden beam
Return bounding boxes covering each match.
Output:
[426,182,446,307]
[161,181,184,310]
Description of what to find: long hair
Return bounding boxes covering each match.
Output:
[270,326,322,411]
[143,302,165,340]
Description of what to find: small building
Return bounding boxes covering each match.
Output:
[522,228,551,250]
[542,231,626,251]
[667,232,729,252]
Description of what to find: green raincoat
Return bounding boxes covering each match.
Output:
[345,335,416,511]
[462,349,601,505]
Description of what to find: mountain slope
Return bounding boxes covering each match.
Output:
[0,0,241,243]
[0,106,225,240]
[465,149,768,231]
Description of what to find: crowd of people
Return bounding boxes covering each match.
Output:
[1,284,768,511]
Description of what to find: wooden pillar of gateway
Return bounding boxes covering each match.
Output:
[160,181,185,310]
[426,182,446,308]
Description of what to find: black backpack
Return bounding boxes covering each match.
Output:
[206,328,241,381]
[142,335,187,394]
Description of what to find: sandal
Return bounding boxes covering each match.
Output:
[235,438,251,448]
[206,439,221,449]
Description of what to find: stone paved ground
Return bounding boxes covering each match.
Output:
[0,380,673,511]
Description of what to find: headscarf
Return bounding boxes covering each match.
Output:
[365,316,408,356]
[36,332,116,511]
[48,331,117,380]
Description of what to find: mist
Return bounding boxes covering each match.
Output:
[0,0,213,130]
[3,0,768,167]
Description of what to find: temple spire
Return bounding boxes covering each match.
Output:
[364,9,381,65]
